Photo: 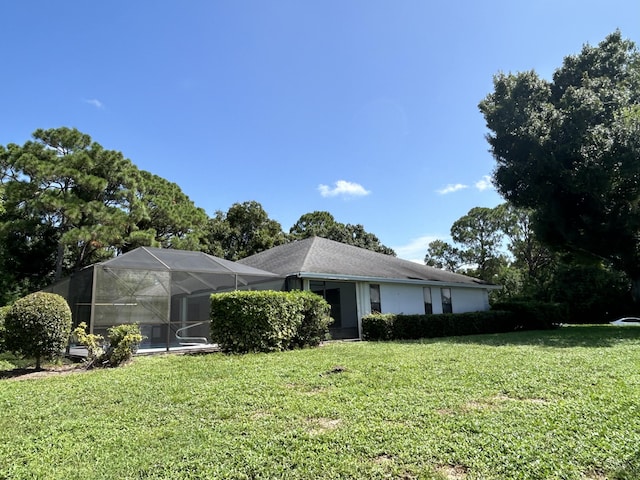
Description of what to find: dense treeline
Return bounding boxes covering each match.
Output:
[0,128,393,305]
[425,31,640,321]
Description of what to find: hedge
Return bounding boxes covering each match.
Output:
[210,290,332,353]
[362,303,564,341]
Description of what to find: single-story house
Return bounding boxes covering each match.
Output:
[239,236,499,339]
[48,237,498,350]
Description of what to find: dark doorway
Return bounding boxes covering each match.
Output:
[309,280,358,339]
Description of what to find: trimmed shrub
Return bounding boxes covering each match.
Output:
[292,291,333,348]
[4,292,72,369]
[361,313,395,341]
[361,308,554,342]
[73,322,143,368]
[210,290,331,353]
[492,300,567,329]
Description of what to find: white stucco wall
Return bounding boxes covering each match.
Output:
[379,283,426,315]
[366,283,490,316]
[448,287,490,313]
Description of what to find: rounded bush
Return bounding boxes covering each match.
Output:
[4,292,72,368]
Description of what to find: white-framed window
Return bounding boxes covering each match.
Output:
[423,287,433,314]
[370,284,381,313]
[441,288,452,314]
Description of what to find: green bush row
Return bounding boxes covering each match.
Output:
[210,290,332,353]
[362,302,564,341]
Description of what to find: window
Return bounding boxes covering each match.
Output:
[441,288,452,314]
[423,287,432,314]
[370,284,381,313]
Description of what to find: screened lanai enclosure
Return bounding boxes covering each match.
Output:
[47,247,282,351]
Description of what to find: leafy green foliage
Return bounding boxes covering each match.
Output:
[131,170,209,251]
[544,261,632,323]
[210,290,331,352]
[290,210,396,255]
[362,308,563,341]
[3,292,72,369]
[0,127,210,290]
[491,300,568,329]
[73,322,143,368]
[479,31,640,297]
[72,322,104,362]
[0,305,9,352]
[105,324,144,366]
[206,201,287,260]
[291,290,333,348]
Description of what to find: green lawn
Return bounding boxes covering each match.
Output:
[1,326,640,479]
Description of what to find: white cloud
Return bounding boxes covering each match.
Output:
[318,180,371,198]
[393,234,442,264]
[475,175,493,191]
[437,175,495,195]
[84,98,104,109]
[437,183,468,195]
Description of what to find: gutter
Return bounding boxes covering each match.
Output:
[294,272,502,290]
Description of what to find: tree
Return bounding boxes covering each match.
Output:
[130,171,209,252]
[423,206,507,282]
[424,239,462,271]
[289,211,338,239]
[450,206,508,281]
[479,31,640,298]
[289,211,396,255]
[4,292,72,369]
[497,203,557,288]
[2,128,147,280]
[0,127,208,295]
[206,201,287,260]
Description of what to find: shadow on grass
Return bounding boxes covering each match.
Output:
[0,353,85,380]
[613,450,640,479]
[416,325,640,349]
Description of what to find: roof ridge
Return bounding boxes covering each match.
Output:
[297,236,319,271]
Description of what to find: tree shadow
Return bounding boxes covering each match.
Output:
[409,325,640,349]
[612,449,640,479]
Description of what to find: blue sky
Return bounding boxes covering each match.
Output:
[1,1,639,262]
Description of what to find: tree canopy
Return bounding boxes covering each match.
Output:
[424,206,508,282]
[206,201,287,261]
[289,211,395,256]
[0,127,208,290]
[479,31,640,297]
[0,128,397,304]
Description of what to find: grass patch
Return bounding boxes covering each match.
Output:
[1,326,640,479]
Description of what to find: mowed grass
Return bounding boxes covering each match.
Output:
[1,326,640,479]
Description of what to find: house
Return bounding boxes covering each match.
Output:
[239,236,499,339]
[49,238,498,351]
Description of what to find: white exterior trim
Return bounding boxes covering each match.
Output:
[295,271,500,290]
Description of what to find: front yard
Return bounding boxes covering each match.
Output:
[1,326,639,479]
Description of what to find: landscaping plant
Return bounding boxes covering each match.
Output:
[3,292,72,369]
[73,322,143,368]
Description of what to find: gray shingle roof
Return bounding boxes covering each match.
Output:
[238,236,493,286]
